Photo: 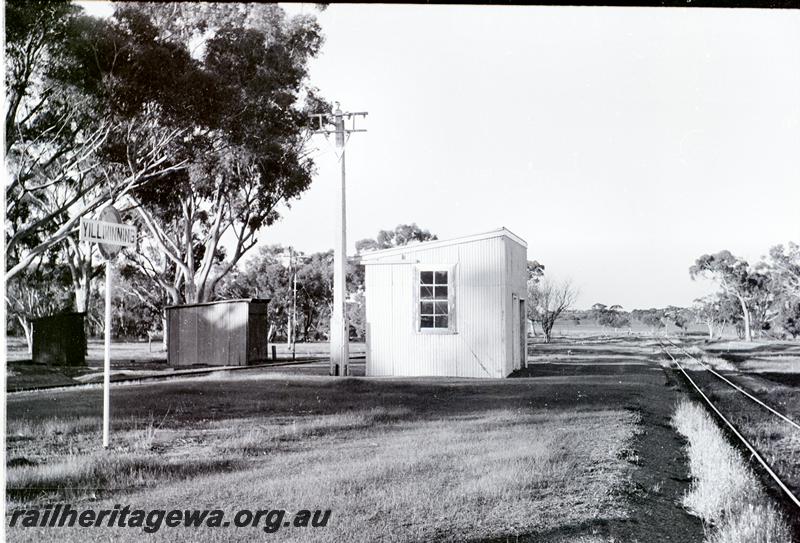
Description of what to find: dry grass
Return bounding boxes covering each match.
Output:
[7,337,690,541]
[7,417,100,438]
[672,354,735,372]
[737,416,800,498]
[701,356,737,372]
[671,400,792,543]
[8,408,639,542]
[707,503,793,543]
[675,356,706,371]
[686,346,705,357]
[6,398,640,541]
[6,451,241,503]
[215,407,411,456]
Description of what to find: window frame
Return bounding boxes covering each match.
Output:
[413,264,457,334]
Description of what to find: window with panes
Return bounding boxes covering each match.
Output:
[419,270,449,329]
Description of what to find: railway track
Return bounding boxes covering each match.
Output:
[656,337,800,516]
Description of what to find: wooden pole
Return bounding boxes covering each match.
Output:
[330,105,349,376]
[310,104,367,377]
[292,249,298,361]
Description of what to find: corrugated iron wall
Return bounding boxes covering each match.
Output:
[248,302,270,363]
[167,301,256,366]
[366,236,517,378]
[503,237,529,375]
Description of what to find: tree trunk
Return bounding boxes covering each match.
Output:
[74,287,85,313]
[736,295,752,342]
[184,278,197,304]
[74,273,91,313]
[542,318,553,343]
[162,314,168,351]
[303,308,315,341]
[18,316,33,356]
[162,288,181,351]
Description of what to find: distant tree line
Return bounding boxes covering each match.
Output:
[551,242,800,343]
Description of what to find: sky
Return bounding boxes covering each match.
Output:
[76,3,800,309]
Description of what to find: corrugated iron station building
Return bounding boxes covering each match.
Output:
[166,299,270,367]
[360,228,528,378]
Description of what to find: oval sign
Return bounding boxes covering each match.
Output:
[98,206,123,260]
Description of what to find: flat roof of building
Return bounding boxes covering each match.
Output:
[358,227,527,262]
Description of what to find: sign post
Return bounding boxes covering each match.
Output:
[103,258,112,447]
[80,206,136,448]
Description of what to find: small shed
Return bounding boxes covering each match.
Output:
[166,299,270,367]
[31,312,87,366]
[360,228,528,378]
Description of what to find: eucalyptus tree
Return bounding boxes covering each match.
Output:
[355,223,438,253]
[6,258,73,353]
[591,303,630,332]
[631,308,665,335]
[766,243,800,339]
[768,242,800,298]
[119,3,329,304]
[5,1,109,283]
[689,251,772,342]
[5,1,213,319]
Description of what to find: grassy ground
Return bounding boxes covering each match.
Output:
[544,319,726,339]
[678,339,800,502]
[6,336,707,542]
[672,400,792,543]
[703,339,800,387]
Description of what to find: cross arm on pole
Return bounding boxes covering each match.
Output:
[309,111,368,135]
[307,101,367,377]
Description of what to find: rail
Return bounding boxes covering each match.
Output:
[657,337,800,511]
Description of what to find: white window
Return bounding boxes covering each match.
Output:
[416,267,455,333]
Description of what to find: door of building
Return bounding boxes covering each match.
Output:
[512,297,526,370]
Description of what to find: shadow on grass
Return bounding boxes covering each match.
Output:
[215,407,412,456]
[756,372,800,387]
[7,453,243,504]
[705,342,800,356]
[8,367,658,432]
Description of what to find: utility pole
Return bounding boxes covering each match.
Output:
[291,248,298,361]
[287,247,293,350]
[311,103,367,376]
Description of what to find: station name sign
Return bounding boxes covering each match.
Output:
[80,218,136,247]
